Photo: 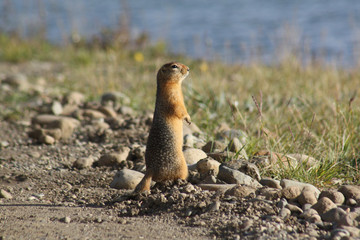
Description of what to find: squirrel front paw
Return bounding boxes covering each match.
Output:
[185,115,191,125]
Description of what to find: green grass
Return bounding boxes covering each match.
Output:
[0,33,359,186]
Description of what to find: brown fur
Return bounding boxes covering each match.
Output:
[135,62,191,192]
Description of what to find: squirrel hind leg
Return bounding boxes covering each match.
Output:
[134,171,153,192]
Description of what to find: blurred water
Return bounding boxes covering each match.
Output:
[1,0,360,65]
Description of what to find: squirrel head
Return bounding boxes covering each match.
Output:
[157,62,190,85]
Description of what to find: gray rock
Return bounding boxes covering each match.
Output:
[3,73,29,91]
[286,203,303,214]
[119,106,134,116]
[110,169,144,190]
[82,109,106,119]
[97,148,130,166]
[226,137,248,159]
[183,121,202,136]
[260,188,282,200]
[340,226,360,238]
[64,91,85,105]
[196,158,221,175]
[223,160,260,181]
[207,152,235,162]
[277,198,288,209]
[338,210,360,227]
[331,228,350,239]
[101,92,130,107]
[279,208,291,220]
[260,178,282,189]
[285,153,317,167]
[0,189,13,199]
[319,190,345,205]
[321,207,347,224]
[183,134,195,148]
[338,185,360,200]
[62,216,71,223]
[31,115,80,140]
[281,186,302,200]
[197,184,237,192]
[183,148,207,165]
[201,140,226,153]
[301,208,322,223]
[73,157,94,169]
[40,135,55,145]
[218,165,261,188]
[51,101,63,115]
[298,186,318,206]
[312,197,337,215]
[280,179,320,198]
[224,185,256,198]
[97,106,117,118]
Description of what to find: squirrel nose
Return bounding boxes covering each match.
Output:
[187,67,190,72]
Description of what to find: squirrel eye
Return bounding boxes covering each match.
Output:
[171,65,178,69]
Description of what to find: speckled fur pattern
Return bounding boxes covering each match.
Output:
[135,62,190,192]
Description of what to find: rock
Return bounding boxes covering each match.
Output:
[51,101,63,115]
[128,145,146,160]
[64,91,85,105]
[31,115,80,140]
[119,106,134,116]
[285,153,317,167]
[82,109,106,119]
[183,122,202,136]
[347,198,357,206]
[183,134,194,148]
[197,184,237,192]
[301,208,322,223]
[110,169,144,190]
[321,207,347,224]
[97,106,117,118]
[226,138,248,159]
[286,203,303,214]
[207,152,235,162]
[183,148,207,165]
[40,135,55,145]
[298,186,318,206]
[196,158,221,175]
[101,92,130,107]
[237,162,261,181]
[61,104,79,116]
[62,216,71,223]
[217,165,261,188]
[73,157,94,169]
[340,226,360,238]
[331,228,350,239]
[224,185,256,198]
[253,150,293,167]
[279,208,291,220]
[259,188,282,200]
[260,178,282,189]
[3,73,29,91]
[312,197,337,215]
[208,201,220,212]
[0,141,9,148]
[338,209,360,227]
[201,140,226,153]
[222,160,260,180]
[97,149,130,166]
[215,124,248,144]
[338,185,360,200]
[0,189,13,199]
[280,179,320,198]
[281,186,302,200]
[319,190,345,205]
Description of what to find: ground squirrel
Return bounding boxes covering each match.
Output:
[135,62,191,192]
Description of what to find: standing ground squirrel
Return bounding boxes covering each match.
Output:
[135,62,191,192]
